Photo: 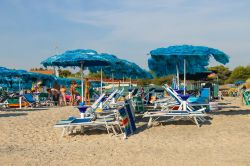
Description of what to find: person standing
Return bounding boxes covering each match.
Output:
[241,85,247,106]
[60,85,67,106]
[70,80,78,106]
[84,78,90,105]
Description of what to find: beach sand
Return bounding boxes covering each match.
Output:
[0,97,250,166]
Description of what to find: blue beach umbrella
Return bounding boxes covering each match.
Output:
[41,49,111,101]
[0,68,29,91]
[234,80,245,86]
[0,67,58,90]
[0,67,21,77]
[22,72,55,81]
[89,53,152,79]
[41,55,62,68]
[55,77,81,88]
[149,45,230,94]
[52,49,108,67]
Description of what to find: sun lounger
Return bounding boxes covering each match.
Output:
[77,93,106,116]
[55,100,136,138]
[102,89,119,109]
[0,93,9,109]
[243,90,250,105]
[23,93,40,107]
[7,97,28,107]
[144,109,206,127]
[163,85,209,111]
[38,92,54,106]
[143,85,209,127]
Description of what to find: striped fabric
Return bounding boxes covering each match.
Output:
[118,102,136,137]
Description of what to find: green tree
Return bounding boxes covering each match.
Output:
[151,75,173,86]
[208,65,231,84]
[87,71,108,79]
[226,66,250,83]
[71,71,81,78]
[137,78,151,86]
[58,69,72,78]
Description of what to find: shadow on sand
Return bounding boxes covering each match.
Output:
[211,109,250,116]
[0,112,28,118]
[219,106,241,109]
[135,115,212,131]
[1,108,49,112]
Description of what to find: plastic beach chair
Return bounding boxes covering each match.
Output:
[38,92,54,106]
[102,89,119,109]
[0,93,9,109]
[23,93,39,107]
[55,101,136,138]
[243,90,250,105]
[76,93,106,116]
[143,85,208,127]
[54,111,120,137]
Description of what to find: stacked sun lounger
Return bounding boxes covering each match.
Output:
[55,100,136,138]
[143,85,209,127]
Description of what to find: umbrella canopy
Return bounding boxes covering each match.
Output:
[54,77,81,88]
[41,49,112,102]
[89,53,152,79]
[234,80,245,85]
[0,67,27,77]
[42,49,110,68]
[22,72,55,82]
[41,49,100,68]
[0,66,59,90]
[41,55,62,68]
[148,45,230,76]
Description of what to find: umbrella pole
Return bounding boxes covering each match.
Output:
[81,62,84,102]
[123,75,124,87]
[130,77,132,87]
[101,68,103,94]
[19,78,22,109]
[112,72,114,91]
[53,67,56,76]
[176,64,179,90]
[184,59,186,95]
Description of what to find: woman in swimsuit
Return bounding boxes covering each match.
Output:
[60,85,67,106]
[70,80,78,106]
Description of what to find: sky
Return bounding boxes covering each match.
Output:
[0,0,250,71]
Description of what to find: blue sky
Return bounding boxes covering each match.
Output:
[0,0,249,71]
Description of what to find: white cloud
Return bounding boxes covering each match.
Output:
[1,0,250,69]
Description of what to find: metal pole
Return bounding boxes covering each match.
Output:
[19,78,22,109]
[101,68,103,94]
[19,78,21,92]
[123,74,124,87]
[112,72,114,90]
[130,77,132,87]
[176,64,180,89]
[53,67,56,76]
[81,62,84,102]
[184,59,186,95]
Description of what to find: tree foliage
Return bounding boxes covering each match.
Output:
[87,71,108,79]
[151,75,173,85]
[137,75,173,86]
[137,78,151,86]
[226,65,250,83]
[30,67,46,71]
[208,65,231,84]
[58,69,72,78]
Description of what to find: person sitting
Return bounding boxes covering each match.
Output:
[47,88,60,106]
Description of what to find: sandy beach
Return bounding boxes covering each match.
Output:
[0,97,250,166]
